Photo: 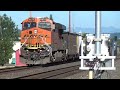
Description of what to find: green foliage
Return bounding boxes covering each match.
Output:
[117,39,120,46]
[114,36,117,41]
[82,33,87,43]
[0,14,19,65]
[82,33,86,38]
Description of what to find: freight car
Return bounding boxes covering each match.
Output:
[20,17,81,66]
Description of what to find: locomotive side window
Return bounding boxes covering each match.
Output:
[38,22,51,29]
[23,22,36,30]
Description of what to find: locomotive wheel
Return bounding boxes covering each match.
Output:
[50,55,56,62]
[27,64,33,67]
[72,55,75,60]
[62,54,67,61]
[50,53,57,62]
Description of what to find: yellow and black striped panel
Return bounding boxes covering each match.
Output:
[21,43,51,49]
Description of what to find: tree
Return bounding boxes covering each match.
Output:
[14,25,20,41]
[0,14,19,66]
[82,33,86,38]
[117,39,120,46]
[82,33,87,43]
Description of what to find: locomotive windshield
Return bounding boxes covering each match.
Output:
[23,22,36,30]
[38,22,51,29]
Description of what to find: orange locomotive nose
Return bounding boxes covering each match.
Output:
[25,28,52,47]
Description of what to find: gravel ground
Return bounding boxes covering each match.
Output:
[63,71,89,79]
[1,57,120,79]
[0,64,15,69]
[64,58,120,79]
[0,61,80,79]
[105,59,120,79]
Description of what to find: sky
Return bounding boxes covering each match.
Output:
[0,11,120,31]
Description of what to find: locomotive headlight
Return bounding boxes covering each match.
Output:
[47,49,50,52]
[34,30,38,34]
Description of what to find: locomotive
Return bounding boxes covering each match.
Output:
[20,16,80,66]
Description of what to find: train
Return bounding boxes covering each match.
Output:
[20,17,81,66]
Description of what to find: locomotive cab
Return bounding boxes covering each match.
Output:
[21,17,54,48]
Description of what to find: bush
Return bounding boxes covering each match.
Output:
[0,14,19,65]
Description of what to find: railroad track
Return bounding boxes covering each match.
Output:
[0,59,80,74]
[0,65,43,74]
[0,62,65,74]
[0,66,28,73]
[12,65,80,79]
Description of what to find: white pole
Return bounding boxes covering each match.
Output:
[89,11,101,79]
[89,70,93,79]
[95,11,101,55]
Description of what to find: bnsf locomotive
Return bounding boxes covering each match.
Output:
[20,17,80,66]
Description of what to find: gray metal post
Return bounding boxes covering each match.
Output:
[95,11,101,55]
[0,17,2,35]
[112,41,115,56]
[89,11,101,79]
[95,11,112,69]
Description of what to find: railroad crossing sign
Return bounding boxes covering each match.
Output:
[79,11,116,79]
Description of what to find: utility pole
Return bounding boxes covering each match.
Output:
[30,11,32,17]
[95,11,101,55]
[73,24,74,33]
[69,11,71,33]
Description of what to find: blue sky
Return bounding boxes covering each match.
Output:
[0,11,120,32]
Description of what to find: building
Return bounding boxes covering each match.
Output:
[9,41,21,64]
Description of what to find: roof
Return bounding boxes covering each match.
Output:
[63,32,80,36]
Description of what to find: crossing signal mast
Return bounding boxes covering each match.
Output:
[79,11,116,79]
